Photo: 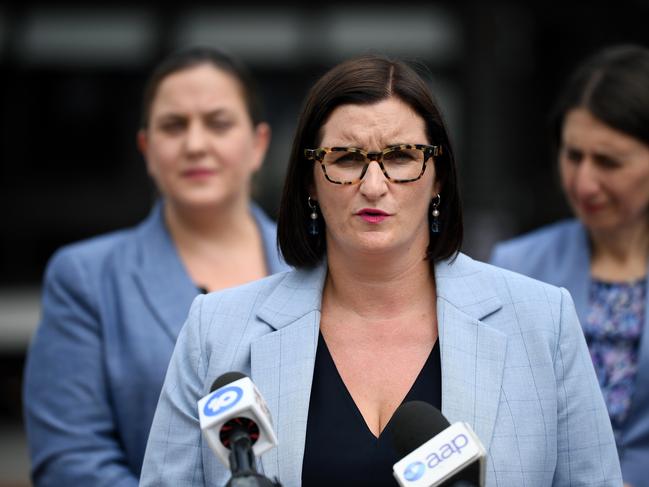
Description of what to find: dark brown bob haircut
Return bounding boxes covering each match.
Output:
[551,44,649,151]
[139,46,264,129]
[278,55,463,269]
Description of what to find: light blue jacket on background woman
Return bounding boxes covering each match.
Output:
[491,219,649,487]
[23,201,289,487]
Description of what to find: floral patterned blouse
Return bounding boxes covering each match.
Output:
[583,277,646,442]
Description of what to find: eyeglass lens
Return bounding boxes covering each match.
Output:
[322,147,426,182]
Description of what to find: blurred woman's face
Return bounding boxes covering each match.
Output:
[559,108,649,235]
[138,64,269,211]
[311,96,439,260]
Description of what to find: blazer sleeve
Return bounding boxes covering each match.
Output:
[140,294,209,487]
[552,288,623,486]
[22,250,139,487]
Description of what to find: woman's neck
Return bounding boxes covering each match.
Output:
[163,195,268,292]
[163,196,255,251]
[589,221,649,281]
[323,248,435,322]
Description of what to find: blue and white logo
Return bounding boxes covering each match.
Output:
[403,461,426,482]
[203,386,243,417]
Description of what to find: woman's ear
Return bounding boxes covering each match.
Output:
[136,129,154,177]
[251,122,271,172]
[136,129,148,154]
[432,179,441,199]
[308,183,318,202]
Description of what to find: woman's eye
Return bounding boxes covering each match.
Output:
[385,150,415,163]
[206,119,234,132]
[562,147,582,163]
[159,120,186,133]
[595,155,622,169]
[333,152,364,165]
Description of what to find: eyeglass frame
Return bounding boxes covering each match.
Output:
[304,143,443,185]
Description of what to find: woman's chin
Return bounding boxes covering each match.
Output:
[349,236,417,259]
[169,190,240,211]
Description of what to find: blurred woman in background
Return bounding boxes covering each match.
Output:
[23,46,288,486]
[491,44,649,487]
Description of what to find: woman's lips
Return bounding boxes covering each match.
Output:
[182,168,216,179]
[577,200,606,214]
[357,208,390,223]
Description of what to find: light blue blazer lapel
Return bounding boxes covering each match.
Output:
[131,201,285,344]
[248,255,506,481]
[131,201,198,342]
[435,254,507,450]
[250,264,327,485]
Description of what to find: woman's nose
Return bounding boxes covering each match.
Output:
[359,161,388,198]
[574,159,601,198]
[185,121,208,155]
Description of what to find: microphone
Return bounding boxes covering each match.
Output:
[391,401,486,487]
[197,371,281,487]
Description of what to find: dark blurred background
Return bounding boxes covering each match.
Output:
[2,1,649,484]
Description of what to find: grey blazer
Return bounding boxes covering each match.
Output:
[23,200,288,487]
[491,219,649,487]
[140,253,622,486]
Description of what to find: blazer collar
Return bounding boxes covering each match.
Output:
[256,254,504,328]
[435,253,503,321]
[553,222,591,319]
[133,200,286,342]
[256,264,327,330]
[434,254,507,452]
[253,254,507,483]
[252,264,326,484]
[132,201,198,342]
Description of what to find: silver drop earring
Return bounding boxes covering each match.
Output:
[431,194,441,233]
[307,197,319,236]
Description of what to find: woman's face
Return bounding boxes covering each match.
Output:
[559,108,649,235]
[311,96,439,260]
[138,64,269,211]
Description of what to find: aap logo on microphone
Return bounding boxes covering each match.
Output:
[204,386,243,417]
[403,461,426,482]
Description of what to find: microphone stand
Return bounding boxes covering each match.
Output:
[225,429,281,487]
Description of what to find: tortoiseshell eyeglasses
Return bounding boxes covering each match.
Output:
[304,144,442,185]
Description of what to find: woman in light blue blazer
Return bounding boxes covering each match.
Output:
[23,47,288,487]
[141,55,621,486]
[491,45,649,487]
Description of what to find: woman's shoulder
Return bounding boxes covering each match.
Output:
[446,254,571,340]
[198,266,318,315]
[448,252,566,302]
[44,214,158,285]
[492,219,582,258]
[46,228,134,275]
[45,204,166,278]
[184,267,318,360]
[489,219,585,275]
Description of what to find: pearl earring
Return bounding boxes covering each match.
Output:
[307,197,319,236]
[431,194,441,233]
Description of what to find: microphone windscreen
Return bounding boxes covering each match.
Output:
[210,371,248,392]
[391,401,450,457]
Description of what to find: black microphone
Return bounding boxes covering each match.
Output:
[198,372,282,487]
[391,401,485,486]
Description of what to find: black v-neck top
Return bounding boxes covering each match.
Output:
[301,333,442,486]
